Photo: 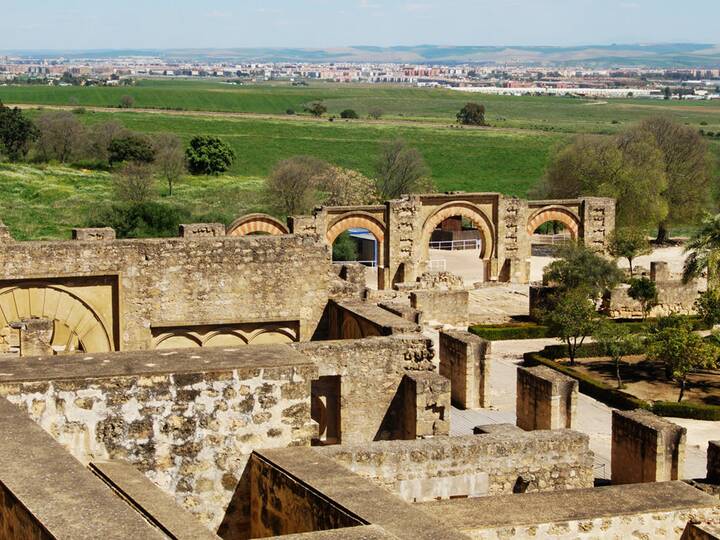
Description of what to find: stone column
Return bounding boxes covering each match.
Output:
[11,318,54,357]
[611,409,686,485]
[708,440,720,484]
[439,330,491,409]
[516,366,578,431]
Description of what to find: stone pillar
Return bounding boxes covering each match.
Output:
[10,318,54,357]
[516,366,578,431]
[179,223,226,238]
[439,330,491,409]
[650,261,671,282]
[402,372,450,439]
[708,440,720,484]
[611,409,686,485]
[71,227,116,241]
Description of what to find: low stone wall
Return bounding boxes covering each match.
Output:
[516,366,578,431]
[0,346,318,537]
[317,431,594,502]
[293,335,435,445]
[327,300,420,339]
[611,409,686,485]
[410,290,469,326]
[420,481,720,540]
[439,330,491,409]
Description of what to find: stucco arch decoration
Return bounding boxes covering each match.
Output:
[527,206,581,238]
[421,201,495,260]
[227,214,289,236]
[0,285,112,353]
[325,212,386,245]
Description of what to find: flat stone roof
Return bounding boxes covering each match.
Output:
[419,482,719,530]
[334,301,420,333]
[0,398,166,539]
[0,344,313,383]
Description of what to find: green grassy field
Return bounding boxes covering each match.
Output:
[4,79,720,134]
[2,80,720,240]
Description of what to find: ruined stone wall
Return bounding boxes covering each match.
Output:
[439,330,491,409]
[0,234,331,350]
[249,453,363,538]
[516,366,578,431]
[410,290,469,327]
[401,372,450,439]
[293,335,435,445]
[708,441,720,484]
[317,431,594,502]
[0,347,317,537]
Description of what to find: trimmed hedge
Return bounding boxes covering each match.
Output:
[524,347,720,421]
[469,316,709,342]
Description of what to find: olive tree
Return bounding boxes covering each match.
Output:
[608,228,652,275]
[594,321,640,388]
[543,288,602,365]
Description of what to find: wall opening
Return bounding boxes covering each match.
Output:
[427,215,485,285]
[311,376,341,446]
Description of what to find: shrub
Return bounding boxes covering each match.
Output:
[651,401,720,421]
[695,288,720,327]
[340,109,359,119]
[286,108,295,115]
[108,135,156,165]
[185,135,234,175]
[89,201,187,238]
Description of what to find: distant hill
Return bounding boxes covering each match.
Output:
[4,44,720,67]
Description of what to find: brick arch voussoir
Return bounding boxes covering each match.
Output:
[227,214,289,237]
[527,207,581,238]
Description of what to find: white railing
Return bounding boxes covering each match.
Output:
[428,239,482,250]
[333,260,377,267]
[428,259,447,271]
[531,234,572,245]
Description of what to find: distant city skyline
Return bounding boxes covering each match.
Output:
[2,0,719,51]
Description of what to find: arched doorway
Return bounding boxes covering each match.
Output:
[526,206,581,281]
[327,213,386,290]
[227,214,289,236]
[0,285,113,354]
[420,202,495,284]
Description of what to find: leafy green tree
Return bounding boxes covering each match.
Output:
[543,242,624,298]
[594,321,640,388]
[456,102,487,126]
[90,201,187,239]
[340,109,359,119]
[534,133,668,228]
[332,231,359,262]
[694,288,720,327]
[607,228,652,275]
[628,277,658,320]
[153,133,186,195]
[265,155,329,216]
[305,102,327,117]
[543,288,602,365]
[647,318,717,402]
[185,136,234,175]
[108,135,156,166]
[683,213,720,285]
[374,139,433,200]
[631,117,714,243]
[0,101,38,161]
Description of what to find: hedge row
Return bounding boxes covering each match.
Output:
[469,316,708,342]
[524,348,720,421]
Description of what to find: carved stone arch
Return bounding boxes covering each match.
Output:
[325,212,386,245]
[527,206,581,238]
[421,201,495,260]
[227,213,289,236]
[0,285,113,353]
[154,332,203,350]
[247,328,297,345]
[203,329,248,348]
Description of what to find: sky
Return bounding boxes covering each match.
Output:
[1,0,719,51]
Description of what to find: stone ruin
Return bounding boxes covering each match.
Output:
[0,194,717,539]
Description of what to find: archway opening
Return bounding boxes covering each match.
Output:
[332,228,381,289]
[526,208,580,282]
[427,215,485,285]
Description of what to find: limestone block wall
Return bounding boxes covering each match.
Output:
[317,431,594,502]
[611,409,686,485]
[293,335,435,445]
[708,441,720,484]
[0,234,331,350]
[402,372,450,439]
[516,366,578,431]
[410,290,469,326]
[439,330,490,409]
[0,346,317,537]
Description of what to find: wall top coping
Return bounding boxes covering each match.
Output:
[419,481,718,530]
[264,525,397,539]
[334,301,420,333]
[518,365,579,387]
[440,329,487,345]
[0,398,166,539]
[612,409,687,434]
[0,344,314,383]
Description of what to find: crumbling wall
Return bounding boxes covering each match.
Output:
[0,347,317,536]
[439,330,491,409]
[410,290,469,327]
[293,335,435,444]
[401,372,450,439]
[317,431,594,502]
[516,366,578,431]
